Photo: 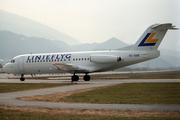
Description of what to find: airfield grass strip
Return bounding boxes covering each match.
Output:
[20,83,180,105]
[0,105,180,120]
[91,71,180,79]
[60,83,180,104]
[0,83,75,93]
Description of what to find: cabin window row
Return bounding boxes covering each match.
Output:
[26,59,70,63]
[73,58,90,61]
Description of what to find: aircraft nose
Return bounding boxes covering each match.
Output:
[3,64,11,73]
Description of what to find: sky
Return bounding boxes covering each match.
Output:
[0,0,179,45]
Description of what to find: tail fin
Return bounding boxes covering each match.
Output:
[131,23,178,51]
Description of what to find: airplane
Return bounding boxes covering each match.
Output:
[3,23,178,81]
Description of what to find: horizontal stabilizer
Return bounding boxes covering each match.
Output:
[152,23,178,30]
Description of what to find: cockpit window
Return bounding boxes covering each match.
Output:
[10,59,15,63]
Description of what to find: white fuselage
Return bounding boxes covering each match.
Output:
[3,50,160,75]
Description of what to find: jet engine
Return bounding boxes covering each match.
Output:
[90,54,121,63]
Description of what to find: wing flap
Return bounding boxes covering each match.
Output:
[53,63,78,70]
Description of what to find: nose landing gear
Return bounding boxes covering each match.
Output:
[20,74,25,81]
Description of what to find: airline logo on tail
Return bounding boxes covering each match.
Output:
[138,33,159,46]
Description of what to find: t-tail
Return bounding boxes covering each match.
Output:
[130,23,178,51]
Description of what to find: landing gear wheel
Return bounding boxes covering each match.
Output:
[20,77,25,81]
[83,75,90,81]
[20,74,25,81]
[71,75,79,81]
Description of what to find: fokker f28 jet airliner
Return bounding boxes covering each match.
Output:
[3,23,177,81]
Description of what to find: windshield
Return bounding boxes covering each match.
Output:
[10,59,15,63]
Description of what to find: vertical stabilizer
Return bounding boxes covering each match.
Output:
[131,23,178,51]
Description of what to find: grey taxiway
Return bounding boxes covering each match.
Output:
[0,76,180,112]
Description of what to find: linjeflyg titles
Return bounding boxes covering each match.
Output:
[27,54,71,61]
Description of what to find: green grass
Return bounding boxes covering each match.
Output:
[0,107,179,120]
[60,83,180,104]
[0,83,74,93]
[0,108,130,120]
[0,109,114,120]
[125,71,180,79]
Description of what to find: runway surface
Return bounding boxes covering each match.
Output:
[0,77,180,111]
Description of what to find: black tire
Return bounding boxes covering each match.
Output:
[83,75,90,81]
[71,75,79,81]
[20,77,25,81]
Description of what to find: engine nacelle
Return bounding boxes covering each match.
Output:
[90,54,121,63]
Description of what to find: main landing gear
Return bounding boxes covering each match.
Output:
[19,73,90,82]
[83,74,90,81]
[20,74,25,81]
[71,73,90,81]
[71,74,79,81]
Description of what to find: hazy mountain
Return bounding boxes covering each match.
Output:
[0,31,128,59]
[71,37,128,51]
[160,48,180,67]
[0,31,70,59]
[159,31,180,51]
[0,10,80,45]
[95,37,127,50]
[0,31,179,70]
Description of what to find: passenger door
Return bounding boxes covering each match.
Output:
[18,56,24,71]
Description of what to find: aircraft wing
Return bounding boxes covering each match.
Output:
[53,63,78,70]
[53,63,89,72]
